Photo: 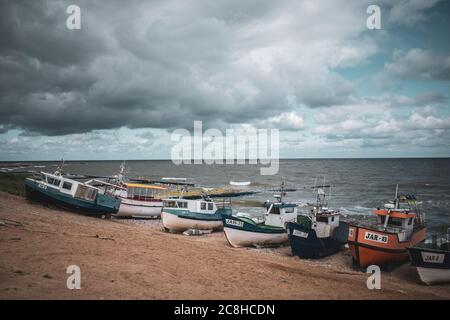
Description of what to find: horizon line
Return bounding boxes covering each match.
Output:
[1,156,450,162]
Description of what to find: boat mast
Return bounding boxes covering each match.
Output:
[394,184,399,209]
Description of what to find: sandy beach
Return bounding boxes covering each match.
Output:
[0,191,449,300]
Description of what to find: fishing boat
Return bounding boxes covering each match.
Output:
[161,197,232,232]
[286,185,349,259]
[114,183,166,218]
[86,162,167,218]
[348,185,426,269]
[408,230,450,285]
[222,195,298,248]
[25,170,121,216]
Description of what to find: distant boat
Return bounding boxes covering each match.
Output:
[348,185,426,269]
[230,181,251,186]
[162,177,187,181]
[287,185,349,259]
[408,231,450,285]
[222,194,298,248]
[161,197,232,232]
[25,170,121,216]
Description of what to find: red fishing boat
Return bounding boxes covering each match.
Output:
[348,185,426,269]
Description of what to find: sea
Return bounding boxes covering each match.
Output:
[1,158,449,234]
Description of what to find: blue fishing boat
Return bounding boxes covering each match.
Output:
[408,230,450,285]
[287,185,348,259]
[25,170,121,216]
[222,195,299,248]
[161,197,232,232]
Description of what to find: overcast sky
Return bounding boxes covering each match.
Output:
[1,0,450,160]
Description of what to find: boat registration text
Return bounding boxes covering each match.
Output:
[364,231,388,244]
[225,219,244,228]
[421,252,445,264]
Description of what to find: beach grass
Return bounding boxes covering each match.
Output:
[0,173,29,196]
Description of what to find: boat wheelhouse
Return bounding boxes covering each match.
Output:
[408,230,450,285]
[161,197,232,232]
[287,186,349,259]
[25,171,121,216]
[348,185,426,269]
[222,196,298,248]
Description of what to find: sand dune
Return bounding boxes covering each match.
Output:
[0,191,449,300]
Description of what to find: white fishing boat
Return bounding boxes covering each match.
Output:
[86,162,167,218]
[25,170,121,216]
[161,197,232,232]
[408,230,450,285]
[113,183,166,218]
[222,194,298,248]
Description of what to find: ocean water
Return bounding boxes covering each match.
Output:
[2,158,450,233]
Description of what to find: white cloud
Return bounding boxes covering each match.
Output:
[384,48,450,80]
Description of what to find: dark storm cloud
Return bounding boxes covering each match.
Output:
[0,0,367,136]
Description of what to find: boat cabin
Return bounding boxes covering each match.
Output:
[374,195,423,241]
[163,198,218,214]
[35,172,99,202]
[308,207,341,238]
[124,183,166,201]
[263,201,298,228]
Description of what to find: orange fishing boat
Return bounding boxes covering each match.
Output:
[348,185,426,269]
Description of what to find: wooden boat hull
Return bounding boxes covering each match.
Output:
[408,246,450,285]
[115,198,162,218]
[25,179,120,215]
[348,224,426,268]
[161,210,224,232]
[286,222,348,259]
[222,215,287,248]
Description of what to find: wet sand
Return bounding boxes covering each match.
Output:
[0,191,449,300]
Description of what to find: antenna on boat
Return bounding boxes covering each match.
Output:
[329,184,332,206]
[394,184,399,209]
[55,158,65,176]
[117,160,127,184]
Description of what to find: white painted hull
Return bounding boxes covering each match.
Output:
[416,267,450,285]
[161,211,223,232]
[223,227,288,248]
[114,198,162,218]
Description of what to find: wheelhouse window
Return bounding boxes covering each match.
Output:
[201,202,207,210]
[62,181,72,190]
[269,207,280,215]
[164,201,176,208]
[284,207,294,213]
[317,216,328,223]
[388,217,403,227]
[47,177,61,187]
[75,185,97,201]
[177,201,187,208]
[207,203,214,211]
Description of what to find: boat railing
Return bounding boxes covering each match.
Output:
[216,198,232,208]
